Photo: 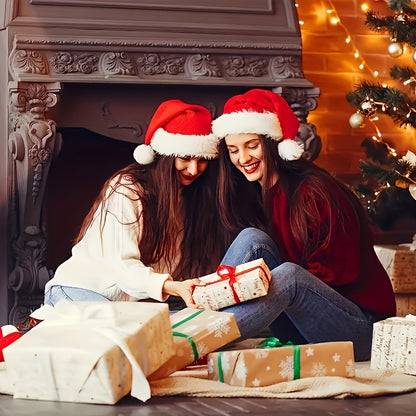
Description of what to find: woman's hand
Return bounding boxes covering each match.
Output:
[162,279,206,308]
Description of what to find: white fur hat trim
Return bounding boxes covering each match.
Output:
[212,111,283,140]
[150,128,219,159]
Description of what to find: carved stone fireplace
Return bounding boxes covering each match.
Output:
[0,0,320,327]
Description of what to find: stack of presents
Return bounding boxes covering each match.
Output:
[0,250,415,405]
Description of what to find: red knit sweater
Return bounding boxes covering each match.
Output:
[268,180,396,319]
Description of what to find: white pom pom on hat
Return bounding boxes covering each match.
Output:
[212,88,303,161]
[133,144,155,165]
[133,99,218,165]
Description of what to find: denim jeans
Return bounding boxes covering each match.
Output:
[220,227,378,361]
[44,286,110,306]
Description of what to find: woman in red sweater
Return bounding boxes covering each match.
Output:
[214,88,396,361]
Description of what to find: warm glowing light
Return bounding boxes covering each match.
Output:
[354,51,360,58]
[299,20,304,25]
[361,3,369,13]
[374,71,379,77]
[326,9,333,14]
[345,37,351,44]
[330,16,339,24]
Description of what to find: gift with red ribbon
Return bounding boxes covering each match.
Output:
[192,258,271,310]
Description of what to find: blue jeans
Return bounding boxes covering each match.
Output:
[221,227,378,361]
[44,286,110,306]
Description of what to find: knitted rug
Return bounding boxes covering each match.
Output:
[149,362,416,399]
[1,362,416,400]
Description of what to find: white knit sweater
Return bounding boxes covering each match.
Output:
[45,176,174,301]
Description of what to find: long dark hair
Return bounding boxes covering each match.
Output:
[76,156,224,279]
[218,136,353,261]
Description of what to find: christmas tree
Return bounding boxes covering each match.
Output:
[346,0,416,230]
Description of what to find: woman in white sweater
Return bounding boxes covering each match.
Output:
[44,99,223,309]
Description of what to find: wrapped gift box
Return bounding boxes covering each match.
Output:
[374,244,416,293]
[207,338,355,387]
[3,301,175,404]
[148,308,240,380]
[395,294,416,317]
[192,258,271,310]
[370,315,416,375]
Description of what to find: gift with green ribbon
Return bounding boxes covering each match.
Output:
[208,338,355,387]
[148,308,240,380]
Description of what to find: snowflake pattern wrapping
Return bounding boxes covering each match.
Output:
[371,315,416,375]
[149,308,240,380]
[207,339,355,387]
[192,258,271,310]
[2,301,175,404]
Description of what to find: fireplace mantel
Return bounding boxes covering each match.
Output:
[0,0,320,326]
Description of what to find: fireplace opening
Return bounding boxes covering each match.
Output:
[45,127,136,272]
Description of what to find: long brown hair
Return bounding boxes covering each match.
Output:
[76,156,224,279]
[218,136,352,261]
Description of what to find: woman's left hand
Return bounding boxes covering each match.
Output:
[162,278,206,308]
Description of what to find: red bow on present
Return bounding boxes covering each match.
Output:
[0,325,23,361]
[216,264,241,304]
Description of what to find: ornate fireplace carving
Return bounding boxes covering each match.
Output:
[1,0,320,327]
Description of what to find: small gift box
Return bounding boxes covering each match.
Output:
[374,243,416,293]
[207,338,356,387]
[192,258,271,310]
[3,301,175,404]
[370,315,416,375]
[148,308,240,380]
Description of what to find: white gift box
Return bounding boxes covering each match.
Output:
[370,314,416,375]
[3,301,174,404]
[374,244,416,293]
[192,258,271,310]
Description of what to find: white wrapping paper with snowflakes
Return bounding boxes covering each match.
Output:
[3,301,175,404]
[148,308,240,380]
[192,258,271,310]
[207,338,355,387]
[370,315,416,375]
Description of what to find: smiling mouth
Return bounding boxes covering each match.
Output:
[242,162,259,174]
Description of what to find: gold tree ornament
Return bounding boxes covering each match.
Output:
[349,112,365,128]
[388,42,404,57]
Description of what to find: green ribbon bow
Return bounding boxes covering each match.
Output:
[217,336,301,383]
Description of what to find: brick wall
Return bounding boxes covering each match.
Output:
[297,0,416,176]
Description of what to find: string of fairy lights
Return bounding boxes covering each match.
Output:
[295,0,416,199]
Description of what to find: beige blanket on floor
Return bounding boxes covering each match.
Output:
[149,362,416,399]
[2,362,416,400]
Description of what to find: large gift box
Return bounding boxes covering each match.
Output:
[148,308,240,380]
[370,315,416,375]
[374,244,416,293]
[207,338,356,387]
[3,301,175,404]
[192,258,271,310]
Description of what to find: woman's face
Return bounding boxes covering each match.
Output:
[174,156,209,186]
[225,133,268,187]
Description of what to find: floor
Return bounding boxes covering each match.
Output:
[1,390,416,416]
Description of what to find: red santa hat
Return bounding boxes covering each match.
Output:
[133,99,218,164]
[212,89,303,161]
[0,325,22,361]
